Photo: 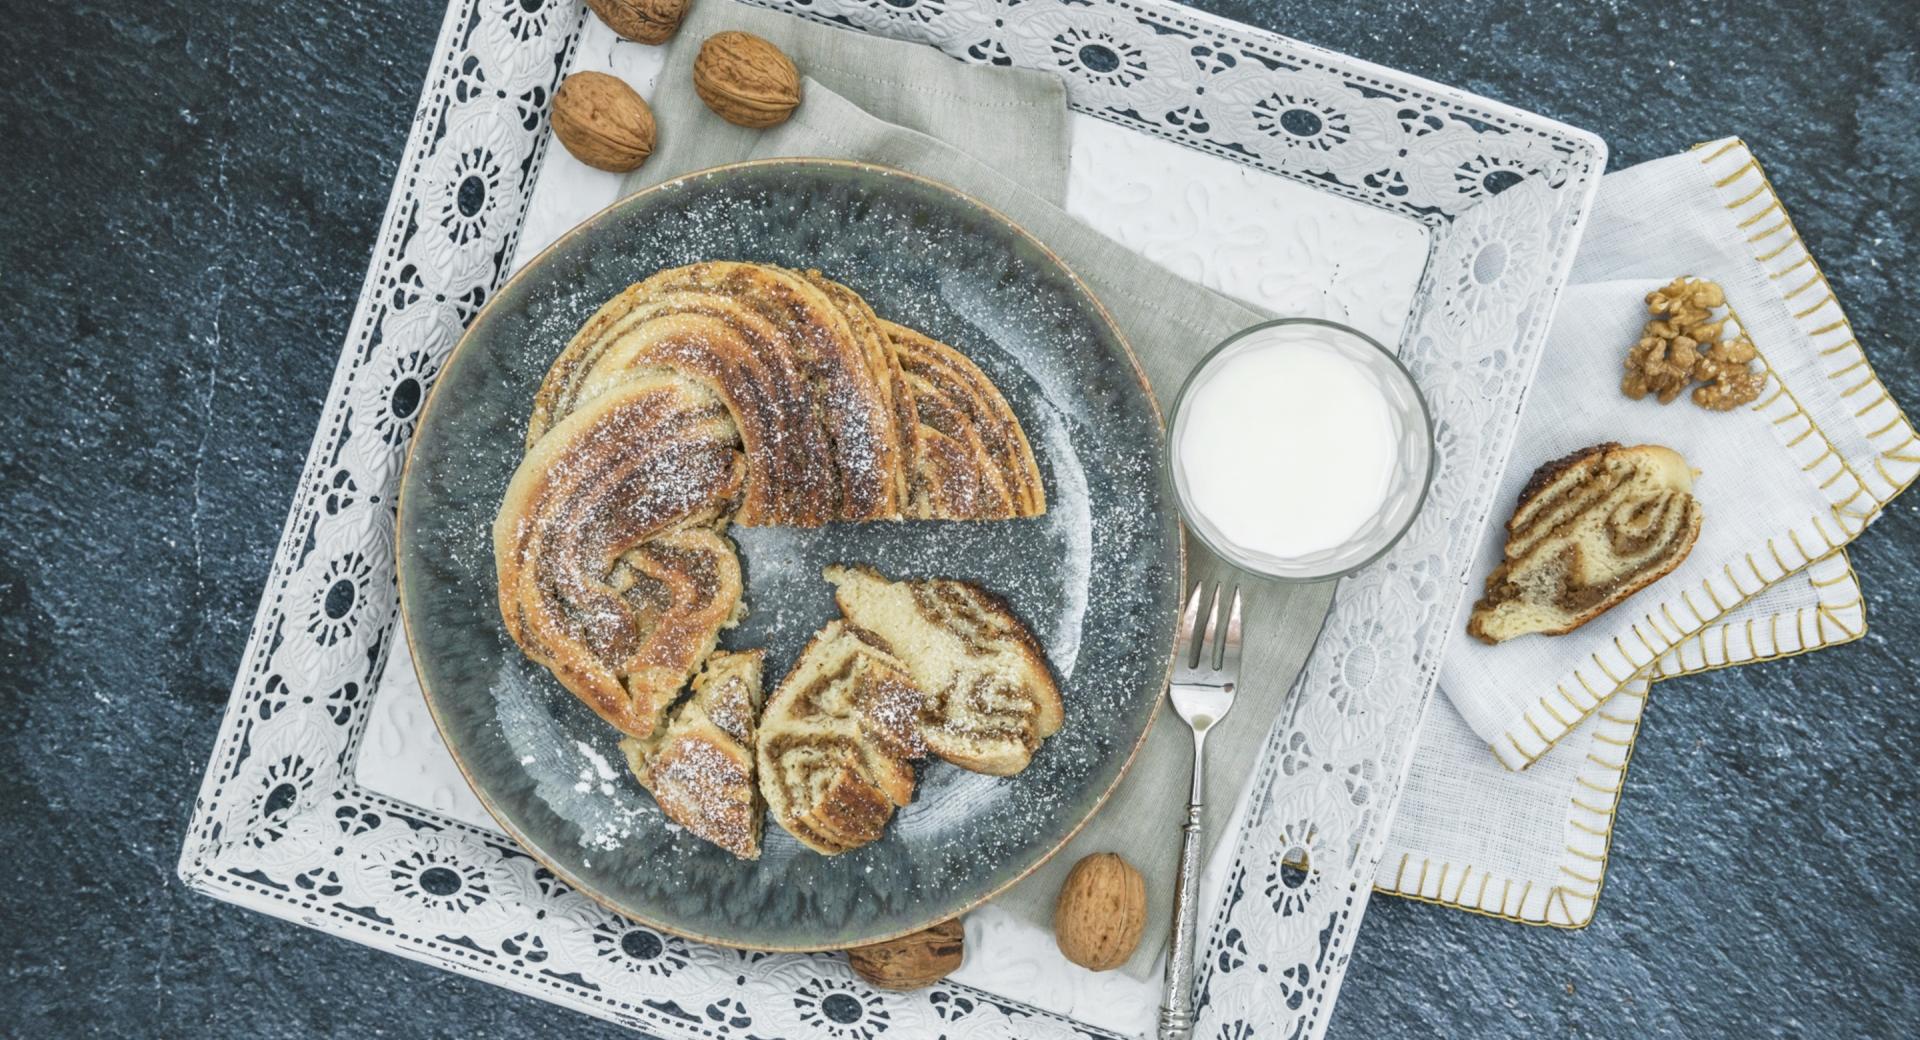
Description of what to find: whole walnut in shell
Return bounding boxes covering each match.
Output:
[846,919,964,991]
[693,31,801,128]
[1053,852,1146,971]
[550,72,656,173]
[585,0,691,45]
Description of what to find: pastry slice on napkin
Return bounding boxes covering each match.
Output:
[1468,443,1703,644]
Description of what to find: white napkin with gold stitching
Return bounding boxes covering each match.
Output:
[1376,140,1908,924]
[1438,141,1911,771]
[1382,549,1864,924]
[1441,281,1853,770]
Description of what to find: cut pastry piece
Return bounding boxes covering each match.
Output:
[620,649,767,859]
[1467,443,1703,645]
[882,320,1047,521]
[756,622,927,855]
[493,374,746,739]
[824,565,1061,777]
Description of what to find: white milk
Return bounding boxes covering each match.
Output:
[1176,336,1398,560]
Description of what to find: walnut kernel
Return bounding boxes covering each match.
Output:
[1646,277,1725,325]
[1621,276,1763,412]
[1693,367,1766,410]
[1689,336,1765,410]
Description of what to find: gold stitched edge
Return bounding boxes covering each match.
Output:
[1376,136,1902,925]
[1488,259,1881,769]
[1380,549,1866,924]
[1380,678,1648,927]
[1653,550,1864,676]
[1654,551,1865,677]
[1694,138,1920,504]
[1489,136,1912,765]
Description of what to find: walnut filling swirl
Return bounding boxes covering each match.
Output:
[1468,443,1703,645]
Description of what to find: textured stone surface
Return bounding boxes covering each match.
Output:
[1,0,1915,1037]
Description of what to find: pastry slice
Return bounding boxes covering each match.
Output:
[1467,443,1703,644]
[824,565,1061,777]
[880,320,1047,521]
[756,622,926,855]
[620,649,766,859]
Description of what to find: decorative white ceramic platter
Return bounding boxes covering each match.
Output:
[178,1,1604,1037]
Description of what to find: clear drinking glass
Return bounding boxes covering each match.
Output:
[1167,318,1435,582]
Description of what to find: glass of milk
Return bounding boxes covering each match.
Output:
[1167,318,1434,581]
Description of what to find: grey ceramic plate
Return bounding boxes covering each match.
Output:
[397,159,1181,951]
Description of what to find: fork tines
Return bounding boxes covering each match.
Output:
[1175,581,1242,682]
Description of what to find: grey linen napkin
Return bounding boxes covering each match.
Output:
[622,0,1336,976]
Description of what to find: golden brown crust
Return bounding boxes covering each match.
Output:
[525,263,863,525]
[1511,441,1621,532]
[882,321,1047,520]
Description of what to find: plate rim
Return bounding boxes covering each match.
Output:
[394,156,1184,952]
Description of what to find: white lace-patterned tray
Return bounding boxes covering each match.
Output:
[177,1,1603,1037]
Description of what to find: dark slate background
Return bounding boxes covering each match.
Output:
[2,0,1915,1036]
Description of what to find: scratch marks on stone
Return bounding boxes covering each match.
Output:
[188,16,242,588]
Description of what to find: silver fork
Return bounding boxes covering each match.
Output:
[1157,581,1242,1040]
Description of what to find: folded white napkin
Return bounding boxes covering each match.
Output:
[1438,140,1914,770]
[1382,549,1863,924]
[1377,140,1909,924]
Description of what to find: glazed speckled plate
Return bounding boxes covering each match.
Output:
[396,159,1180,951]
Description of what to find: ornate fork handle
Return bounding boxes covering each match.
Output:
[1158,727,1208,1040]
[1157,582,1239,1040]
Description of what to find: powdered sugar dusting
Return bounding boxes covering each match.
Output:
[1028,396,1091,679]
[493,659,657,854]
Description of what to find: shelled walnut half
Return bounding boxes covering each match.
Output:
[1692,337,1766,410]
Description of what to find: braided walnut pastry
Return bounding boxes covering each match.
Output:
[495,263,1055,856]
[496,262,1047,744]
[493,372,745,738]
